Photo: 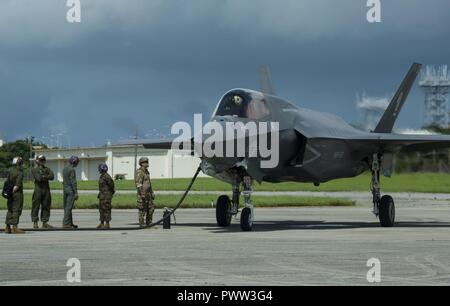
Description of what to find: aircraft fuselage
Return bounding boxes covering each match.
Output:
[201,88,381,184]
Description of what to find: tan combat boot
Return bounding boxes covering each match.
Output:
[33,222,39,229]
[96,223,104,230]
[62,224,74,229]
[11,225,25,234]
[104,222,110,229]
[5,225,11,234]
[42,222,53,229]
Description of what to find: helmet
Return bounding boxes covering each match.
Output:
[12,157,23,166]
[69,155,79,165]
[139,157,149,165]
[98,163,108,173]
[36,155,46,163]
[232,95,243,105]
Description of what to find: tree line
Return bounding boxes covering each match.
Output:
[0,139,48,179]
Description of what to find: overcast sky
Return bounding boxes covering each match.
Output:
[1,0,449,147]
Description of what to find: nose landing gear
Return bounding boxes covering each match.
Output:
[216,195,232,227]
[215,175,254,231]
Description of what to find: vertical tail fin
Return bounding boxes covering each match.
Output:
[258,65,277,95]
[374,63,422,133]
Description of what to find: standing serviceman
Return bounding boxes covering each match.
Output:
[97,163,115,229]
[31,155,55,229]
[4,157,25,234]
[135,157,155,227]
[62,156,79,229]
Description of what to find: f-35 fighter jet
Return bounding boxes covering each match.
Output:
[123,63,450,231]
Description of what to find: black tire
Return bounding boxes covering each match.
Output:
[240,207,253,231]
[379,195,395,227]
[216,195,232,227]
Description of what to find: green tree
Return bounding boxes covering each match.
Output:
[0,138,48,179]
[423,124,450,135]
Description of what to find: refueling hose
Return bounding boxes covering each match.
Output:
[143,165,202,229]
[0,166,202,232]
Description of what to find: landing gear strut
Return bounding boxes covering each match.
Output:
[215,175,254,231]
[371,154,395,227]
[240,176,254,231]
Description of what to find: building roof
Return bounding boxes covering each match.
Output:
[34,145,169,153]
[45,155,107,161]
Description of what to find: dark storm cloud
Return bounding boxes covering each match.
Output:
[1,0,450,146]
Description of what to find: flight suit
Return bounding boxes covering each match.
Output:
[31,164,54,223]
[62,165,78,226]
[98,172,115,223]
[135,167,155,226]
[5,166,24,226]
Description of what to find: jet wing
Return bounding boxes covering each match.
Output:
[349,133,450,153]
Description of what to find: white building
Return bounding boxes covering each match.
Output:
[0,138,4,147]
[34,145,206,182]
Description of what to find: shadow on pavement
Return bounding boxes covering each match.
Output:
[175,220,450,233]
[3,221,450,233]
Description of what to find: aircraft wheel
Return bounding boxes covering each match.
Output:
[216,195,232,227]
[240,207,253,231]
[379,195,395,227]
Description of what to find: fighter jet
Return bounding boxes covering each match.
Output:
[122,63,450,231]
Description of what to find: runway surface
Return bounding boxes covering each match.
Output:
[1,195,450,286]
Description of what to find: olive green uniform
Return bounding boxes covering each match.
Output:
[135,167,155,225]
[31,164,54,223]
[5,166,24,226]
[62,165,78,226]
[98,172,115,223]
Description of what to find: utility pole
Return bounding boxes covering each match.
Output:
[134,127,138,180]
[29,136,35,181]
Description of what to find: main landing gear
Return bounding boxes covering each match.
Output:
[216,175,254,231]
[371,154,395,227]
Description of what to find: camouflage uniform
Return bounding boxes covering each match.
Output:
[5,166,24,226]
[62,165,78,226]
[31,164,54,223]
[98,172,115,223]
[135,166,155,226]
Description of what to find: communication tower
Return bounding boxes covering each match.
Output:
[419,65,450,127]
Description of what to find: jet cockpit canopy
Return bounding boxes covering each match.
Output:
[213,89,270,120]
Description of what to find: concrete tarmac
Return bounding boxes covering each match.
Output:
[1,196,450,286]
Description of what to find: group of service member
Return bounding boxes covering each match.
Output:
[4,155,155,234]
